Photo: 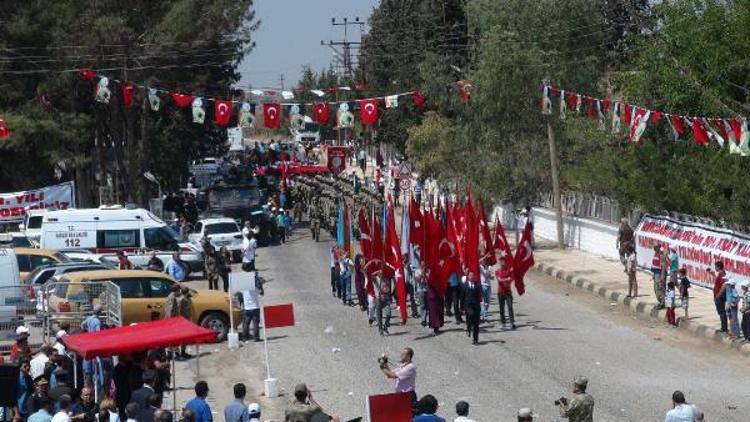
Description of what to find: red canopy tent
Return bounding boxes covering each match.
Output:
[63,317,217,359]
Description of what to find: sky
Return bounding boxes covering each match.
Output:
[237,0,379,90]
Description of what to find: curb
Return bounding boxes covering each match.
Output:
[534,262,750,357]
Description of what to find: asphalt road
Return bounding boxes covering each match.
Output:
[187,227,750,421]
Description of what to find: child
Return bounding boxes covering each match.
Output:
[626,247,638,298]
[678,268,691,320]
[665,281,677,326]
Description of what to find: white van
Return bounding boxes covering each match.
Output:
[0,248,25,337]
[20,208,48,245]
[39,206,204,274]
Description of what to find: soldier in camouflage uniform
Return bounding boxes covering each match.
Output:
[559,376,594,422]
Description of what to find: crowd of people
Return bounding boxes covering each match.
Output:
[617,218,750,340]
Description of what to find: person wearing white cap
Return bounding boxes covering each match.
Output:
[11,325,31,362]
[247,403,260,422]
[53,329,68,355]
[517,407,535,422]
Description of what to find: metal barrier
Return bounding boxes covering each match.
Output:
[37,281,122,338]
[0,284,43,355]
[537,191,629,225]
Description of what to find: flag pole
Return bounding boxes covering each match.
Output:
[262,305,271,379]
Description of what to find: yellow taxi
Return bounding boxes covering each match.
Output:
[48,270,241,340]
[15,247,71,281]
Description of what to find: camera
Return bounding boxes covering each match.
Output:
[377,354,389,365]
[554,397,567,406]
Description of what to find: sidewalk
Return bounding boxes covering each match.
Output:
[531,241,750,356]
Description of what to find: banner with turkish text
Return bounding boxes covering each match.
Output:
[635,215,750,289]
[326,146,347,176]
[0,181,75,223]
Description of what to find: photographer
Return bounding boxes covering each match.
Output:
[284,383,340,422]
[558,376,594,421]
[379,347,417,406]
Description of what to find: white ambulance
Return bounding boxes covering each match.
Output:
[38,206,204,274]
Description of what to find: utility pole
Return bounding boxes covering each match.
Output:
[279,74,285,90]
[321,16,364,79]
[546,115,565,249]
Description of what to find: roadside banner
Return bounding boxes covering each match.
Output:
[0,181,75,223]
[263,303,295,329]
[367,392,412,422]
[326,146,347,175]
[635,214,750,289]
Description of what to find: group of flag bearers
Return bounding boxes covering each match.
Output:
[335,187,536,344]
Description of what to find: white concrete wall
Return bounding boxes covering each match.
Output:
[492,204,620,260]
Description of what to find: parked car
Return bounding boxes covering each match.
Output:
[0,232,33,248]
[26,262,113,286]
[48,270,240,340]
[188,218,243,262]
[0,248,27,342]
[15,247,71,281]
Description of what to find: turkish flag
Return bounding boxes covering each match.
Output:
[358,208,372,261]
[214,100,233,126]
[170,92,193,108]
[425,211,451,297]
[360,98,379,125]
[669,115,686,136]
[313,103,329,124]
[512,223,534,295]
[622,103,632,125]
[0,119,10,140]
[263,303,295,328]
[463,196,480,282]
[385,200,408,323]
[477,202,495,265]
[412,90,425,112]
[121,81,135,107]
[263,103,281,129]
[79,69,97,80]
[409,197,424,253]
[493,216,513,269]
[366,210,384,276]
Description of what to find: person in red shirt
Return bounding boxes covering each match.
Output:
[495,261,516,330]
[10,326,32,363]
[707,260,728,333]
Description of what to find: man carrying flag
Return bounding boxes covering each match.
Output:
[513,221,535,296]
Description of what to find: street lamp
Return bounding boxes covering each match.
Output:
[143,171,163,216]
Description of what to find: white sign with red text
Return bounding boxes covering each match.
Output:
[0,181,75,223]
[635,215,750,289]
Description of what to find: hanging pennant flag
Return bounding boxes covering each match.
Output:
[238,102,255,128]
[412,91,425,112]
[602,99,611,115]
[264,89,277,97]
[313,102,329,125]
[337,102,354,128]
[702,118,724,147]
[214,99,233,126]
[566,92,578,113]
[360,98,379,125]
[739,118,750,156]
[541,85,552,115]
[629,108,651,143]
[288,104,304,130]
[596,100,606,130]
[147,88,161,111]
[310,89,325,97]
[0,119,11,140]
[457,80,474,103]
[611,102,622,134]
[622,102,632,125]
[170,92,193,108]
[575,93,582,113]
[691,118,710,146]
[559,90,567,120]
[667,115,686,141]
[121,81,135,107]
[730,118,742,141]
[192,98,205,124]
[263,103,281,129]
[281,91,294,100]
[79,69,97,80]
[585,97,596,118]
[95,77,111,104]
[385,95,399,109]
[723,119,741,154]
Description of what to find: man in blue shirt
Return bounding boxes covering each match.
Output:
[412,394,445,422]
[185,381,212,422]
[27,396,53,422]
[165,253,187,282]
[223,383,248,422]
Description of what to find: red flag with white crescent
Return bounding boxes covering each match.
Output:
[385,200,408,323]
[409,197,424,253]
[359,98,379,125]
[313,102,329,124]
[493,216,513,269]
[358,208,372,261]
[170,92,193,108]
[478,203,495,265]
[512,223,534,295]
[214,100,233,126]
[263,103,281,129]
